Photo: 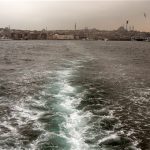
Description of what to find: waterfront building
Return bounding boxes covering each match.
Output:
[52,34,74,40]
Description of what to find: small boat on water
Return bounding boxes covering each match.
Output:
[104,38,108,42]
[145,37,150,42]
[131,36,150,42]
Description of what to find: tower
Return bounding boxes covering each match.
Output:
[75,23,76,31]
[126,20,129,31]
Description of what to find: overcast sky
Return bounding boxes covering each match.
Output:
[0,0,150,31]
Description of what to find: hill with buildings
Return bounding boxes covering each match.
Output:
[0,26,150,41]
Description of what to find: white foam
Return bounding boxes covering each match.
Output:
[98,133,118,144]
[17,60,92,150]
[53,64,92,150]
[61,110,91,150]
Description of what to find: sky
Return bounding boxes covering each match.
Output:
[0,0,150,31]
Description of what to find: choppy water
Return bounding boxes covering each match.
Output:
[0,40,150,150]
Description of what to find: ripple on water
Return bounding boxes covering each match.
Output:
[0,59,141,150]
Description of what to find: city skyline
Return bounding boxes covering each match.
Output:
[0,0,150,31]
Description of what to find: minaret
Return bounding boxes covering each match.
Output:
[126,20,129,31]
[74,23,77,40]
[75,23,77,31]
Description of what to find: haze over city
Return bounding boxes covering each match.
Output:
[0,0,150,31]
